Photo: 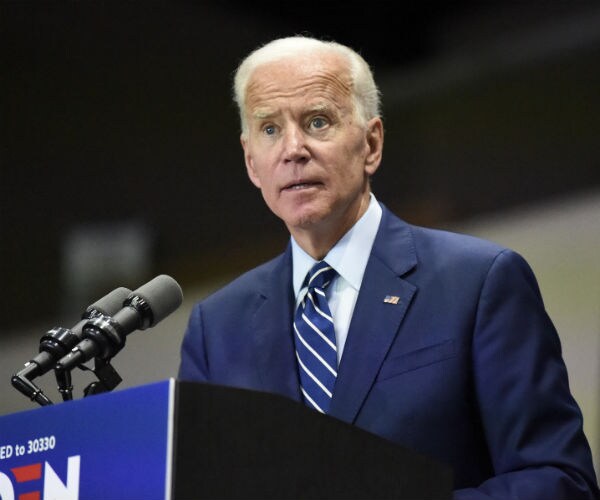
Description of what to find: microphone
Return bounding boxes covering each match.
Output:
[13,287,132,382]
[11,286,132,406]
[55,274,183,372]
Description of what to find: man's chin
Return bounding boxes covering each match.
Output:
[283,210,328,232]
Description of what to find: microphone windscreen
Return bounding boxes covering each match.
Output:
[86,287,132,317]
[128,275,183,326]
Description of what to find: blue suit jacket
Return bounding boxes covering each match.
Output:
[179,204,599,499]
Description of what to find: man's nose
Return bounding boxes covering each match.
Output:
[282,126,310,164]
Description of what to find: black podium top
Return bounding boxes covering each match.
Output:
[173,381,452,499]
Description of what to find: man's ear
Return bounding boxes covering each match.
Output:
[364,117,383,176]
[241,135,261,188]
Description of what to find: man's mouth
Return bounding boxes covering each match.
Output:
[283,181,321,191]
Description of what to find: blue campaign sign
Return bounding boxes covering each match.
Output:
[0,379,174,500]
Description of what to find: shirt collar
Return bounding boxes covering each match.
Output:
[291,193,383,297]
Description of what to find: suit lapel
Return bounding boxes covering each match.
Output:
[251,246,302,402]
[329,206,418,423]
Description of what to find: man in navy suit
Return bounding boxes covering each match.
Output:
[178,36,599,498]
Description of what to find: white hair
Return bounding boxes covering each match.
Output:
[233,36,382,137]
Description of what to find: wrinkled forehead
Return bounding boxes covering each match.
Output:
[244,53,354,116]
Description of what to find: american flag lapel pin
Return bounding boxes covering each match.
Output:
[383,295,400,305]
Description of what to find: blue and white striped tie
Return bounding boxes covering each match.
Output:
[293,261,338,413]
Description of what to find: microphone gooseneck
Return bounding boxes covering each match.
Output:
[11,286,132,405]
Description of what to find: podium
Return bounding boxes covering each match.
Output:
[0,379,452,499]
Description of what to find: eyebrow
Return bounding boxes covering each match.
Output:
[252,110,276,120]
[308,104,328,114]
[252,103,331,121]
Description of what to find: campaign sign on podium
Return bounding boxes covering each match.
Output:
[0,380,172,500]
[0,379,452,499]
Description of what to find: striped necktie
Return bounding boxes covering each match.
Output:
[293,261,338,414]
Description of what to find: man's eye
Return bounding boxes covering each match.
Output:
[263,125,276,135]
[310,117,327,129]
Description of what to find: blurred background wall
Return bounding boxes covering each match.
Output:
[1,0,599,477]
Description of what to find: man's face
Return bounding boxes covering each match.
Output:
[240,52,383,242]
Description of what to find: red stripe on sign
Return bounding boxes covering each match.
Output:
[19,492,41,500]
[11,463,42,482]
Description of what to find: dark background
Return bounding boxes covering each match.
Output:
[2,0,600,331]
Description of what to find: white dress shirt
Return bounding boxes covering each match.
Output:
[291,194,383,364]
